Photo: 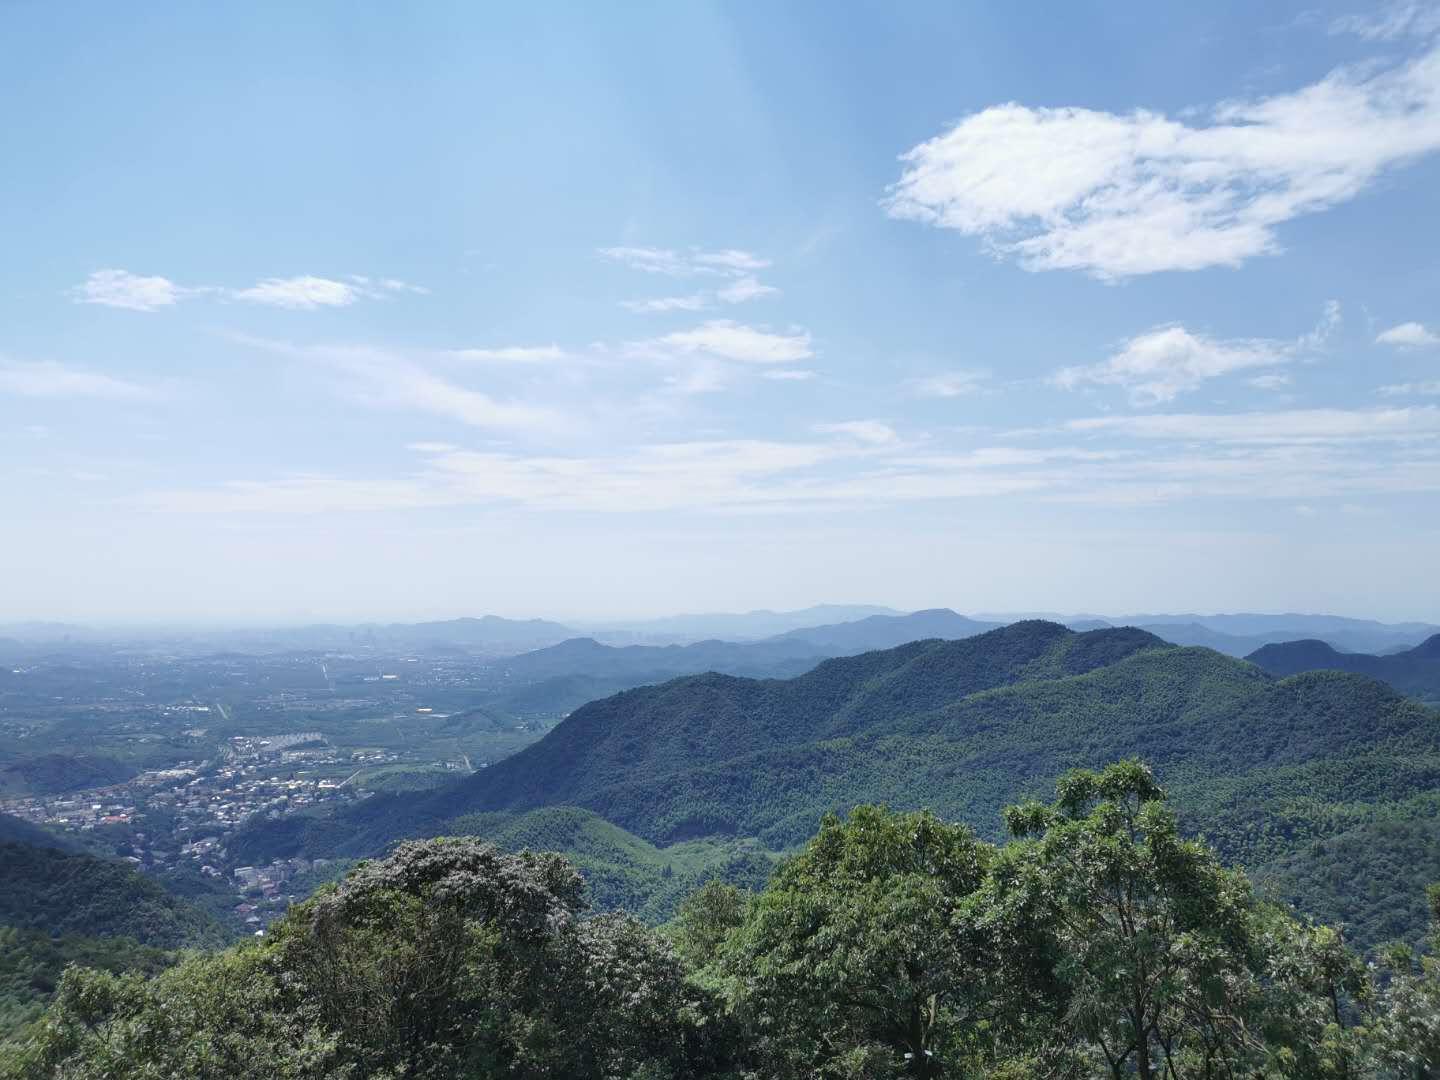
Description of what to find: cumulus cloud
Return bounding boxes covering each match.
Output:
[0,357,155,400]
[885,47,1440,277]
[1376,321,1440,347]
[1054,303,1338,404]
[232,275,362,309]
[74,269,183,312]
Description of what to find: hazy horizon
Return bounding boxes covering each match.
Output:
[5,2,1440,623]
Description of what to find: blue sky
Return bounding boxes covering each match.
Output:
[4,1,1440,622]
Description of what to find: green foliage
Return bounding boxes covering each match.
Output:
[725,806,995,1078]
[0,928,171,1040]
[18,779,1440,1078]
[0,841,225,948]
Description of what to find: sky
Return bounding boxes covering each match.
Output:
[4,1,1440,623]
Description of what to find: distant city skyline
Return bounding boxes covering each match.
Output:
[4,2,1440,621]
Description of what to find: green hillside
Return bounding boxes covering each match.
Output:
[0,841,227,949]
[1248,634,1440,705]
[228,621,1440,948]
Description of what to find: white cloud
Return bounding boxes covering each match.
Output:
[1249,373,1293,390]
[814,420,900,445]
[644,320,814,365]
[405,442,459,453]
[599,246,770,277]
[693,249,771,273]
[885,47,1440,277]
[1054,304,1337,404]
[1379,379,1440,395]
[74,269,183,312]
[1376,321,1440,347]
[620,294,709,314]
[447,345,567,363]
[233,275,361,309]
[1056,327,1286,404]
[73,269,425,312]
[762,369,818,381]
[238,338,564,434]
[911,370,988,398]
[717,276,780,304]
[1067,405,1440,442]
[137,426,1440,516]
[0,358,155,400]
[1331,2,1440,41]
[621,275,778,313]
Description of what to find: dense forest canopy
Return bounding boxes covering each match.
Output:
[8,763,1440,1079]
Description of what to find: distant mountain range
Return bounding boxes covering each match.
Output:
[2,608,1435,659]
[983,612,1440,656]
[233,620,1440,949]
[576,604,904,643]
[478,609,1003,716]
[1247,634,1440,705]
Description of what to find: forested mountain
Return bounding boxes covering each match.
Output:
[0,832,230,1037]
[0,840,226,948]
[229,620,1440,948]
[481,608,1002,716]
[494,635,829,684]
[1248,634,1440,704]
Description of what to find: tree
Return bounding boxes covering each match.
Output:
[726,805,995,1079]
[987,761,1268,1079]
[1371,884,1440,1079]
[3,948,344,1080]
[667,880,749,972]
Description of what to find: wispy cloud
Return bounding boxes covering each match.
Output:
[1379,380,1440,396]
[238,337,565,434]
[762,369,819,381]
[1053,303,1338,404]
[911,370,989,398]
[446,345,567,364]
[71,269,425,312]
[1067,405,1440,443]
[638,320,814,365]
[885,47,1440,277]
[814,420,900,445]
[1376,321,1440,348]
[716,276,780,304]
[620,294,709,314]
[0,357,157,400]
[135,421,1440,516]
[599,246,771,278]
[608,248,780,313]
[1330,2,1440,41]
